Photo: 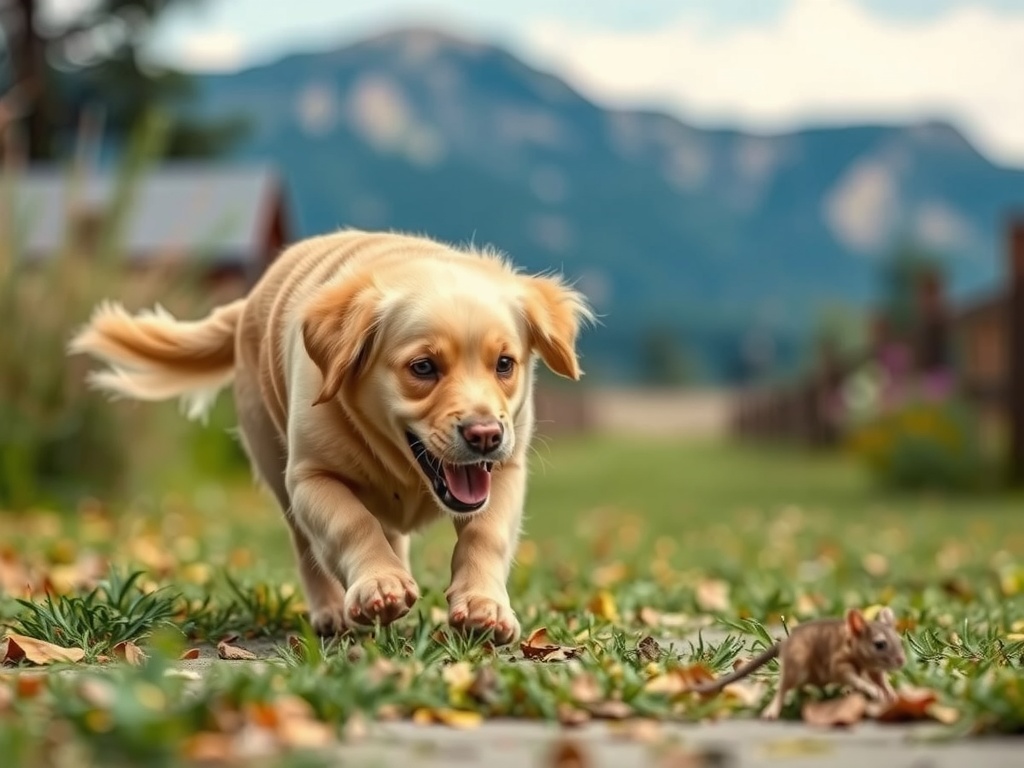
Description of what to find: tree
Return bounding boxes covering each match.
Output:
[875,238,944,339]
[638,325,694,386]
[0,0,248,160]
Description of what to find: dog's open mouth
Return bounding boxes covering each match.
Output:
[405,431,493,513]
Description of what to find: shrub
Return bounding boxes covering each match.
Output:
[0,115,228,509]
[843,395,996,493]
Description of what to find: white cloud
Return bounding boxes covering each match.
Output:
[175,31,246,72]
[519,0,1024,167]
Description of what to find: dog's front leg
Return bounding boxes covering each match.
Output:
[446,463,525,646]
[288,465,419,628]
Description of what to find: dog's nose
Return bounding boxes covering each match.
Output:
[460,419,503,455]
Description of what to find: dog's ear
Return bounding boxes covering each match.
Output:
[301,277,381,406]
[518,273,594,380]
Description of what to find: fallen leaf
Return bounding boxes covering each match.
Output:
[15,673,46,698]
[216,640,258,661]
[520,627,583,662]
[112,641,147,666]
[183,732,234,763]
[557,703,591,727]
[468,666,500,705]
[569,673,602,705]
[547,737,590,768]
[867,687,943,722]
[802,693,868,727]
[277,716,336,748]
[637,607,691,630]
[342,711,369,742]
[1,633,86,666]
[591,561,629,588]
[695,579,731,613]
[636,636,663,663]
[587,590,620,622]
[643,663,716,697]
[586,700,633,720]
[179,648,201,661]
[412,707,482,729]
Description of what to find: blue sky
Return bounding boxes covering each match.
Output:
[47,0,1024,166]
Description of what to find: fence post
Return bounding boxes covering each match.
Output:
[1009,217,1024,486]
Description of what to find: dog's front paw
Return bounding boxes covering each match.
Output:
[309,601,348,637]
[345,570,419,626]
[448,593,520,646]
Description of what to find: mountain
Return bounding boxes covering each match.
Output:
[189,26,1024,384]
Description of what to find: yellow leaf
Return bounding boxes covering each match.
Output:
[587,590,619,623]
[432,708,483,729]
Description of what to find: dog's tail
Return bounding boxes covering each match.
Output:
[68,298,246,422]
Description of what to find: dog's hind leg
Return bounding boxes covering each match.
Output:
[233,372,348,636]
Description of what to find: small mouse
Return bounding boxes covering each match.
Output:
[688,606,907,719]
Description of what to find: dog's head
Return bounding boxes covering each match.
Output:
[301,250,594,515]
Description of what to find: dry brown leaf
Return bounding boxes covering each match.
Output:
[695,579,731,613]
[636,636,663,663]
[112,641,147,667]
[867,687,944,722]
[179,648,201,661]
[1,633,86,666]
[277,717,336,748]
[569,673,602,705]
[216,640,258,661]
[802,693,868,727]
[520,627,583,662]
[183,732,235,763]
[468,666,500,705]
[643,663,716,697]
[586,700,633,720]
[637,606,690,629]
[547,737,590,768]
[557,703,591,727]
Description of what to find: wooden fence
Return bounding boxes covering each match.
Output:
[731,215,1024,486]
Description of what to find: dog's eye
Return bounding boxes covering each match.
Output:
[410,359,438,378]
[495,356,515,376]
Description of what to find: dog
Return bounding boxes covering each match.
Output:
[68,229,594,645]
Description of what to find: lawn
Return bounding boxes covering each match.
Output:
[1,435,1023,767]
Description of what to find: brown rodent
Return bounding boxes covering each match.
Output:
[689,606,907,719]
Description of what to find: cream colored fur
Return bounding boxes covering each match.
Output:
[68,229,593,644]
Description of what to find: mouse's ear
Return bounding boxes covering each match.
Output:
[877,606,896,626]
[845,608,867,636]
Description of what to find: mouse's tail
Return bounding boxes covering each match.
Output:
[688,643,780,694]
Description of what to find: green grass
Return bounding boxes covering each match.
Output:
[2,435,1023,767]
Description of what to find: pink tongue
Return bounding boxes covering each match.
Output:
[442,464,491,505]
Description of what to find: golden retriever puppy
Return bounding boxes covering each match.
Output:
[68,229,593,645]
